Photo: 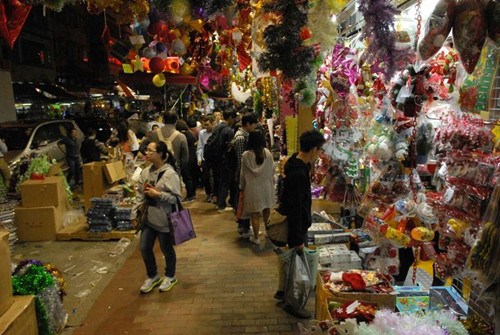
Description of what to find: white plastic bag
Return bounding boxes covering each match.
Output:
[283,249,313,309]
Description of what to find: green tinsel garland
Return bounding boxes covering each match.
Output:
[258,0,315,80]
[12,265,56,335]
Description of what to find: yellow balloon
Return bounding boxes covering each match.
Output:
[152,73,166,87]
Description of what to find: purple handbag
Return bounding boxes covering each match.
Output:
[168,203,196,245]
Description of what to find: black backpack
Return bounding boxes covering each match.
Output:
[203,124,229,164]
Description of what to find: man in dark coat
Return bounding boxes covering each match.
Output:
[277,129,325,319]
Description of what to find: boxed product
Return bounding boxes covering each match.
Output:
[15,206,63,241]
[0,295,38,335]
[318,244,351,265]
[394,285,429,313]
[103,160,127,184]
[314,232,350,245]
[0,231,13,316]
[429,286,468,318]
[20,176,65,208]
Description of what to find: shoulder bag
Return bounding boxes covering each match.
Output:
[265,206,288,247]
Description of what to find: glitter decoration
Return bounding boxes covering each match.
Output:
[12,260,67,335]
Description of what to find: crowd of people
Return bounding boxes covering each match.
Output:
[57,105,325,319]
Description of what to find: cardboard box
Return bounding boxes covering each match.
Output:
[15,206,63,242]
[312,199,342,216]
[103,160,126,184]
[317,271,396,311]
[20,176,64,208]
[83,162,107,210]
[0,295,38,335]
[0,231,13,317]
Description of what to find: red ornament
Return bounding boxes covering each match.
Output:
[0,0,32,49]
[149,57,165,74]
[299,27,312,41]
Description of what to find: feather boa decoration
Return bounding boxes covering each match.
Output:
[306,0,338,53]
[358,0,403,80]
[354,309,468,335]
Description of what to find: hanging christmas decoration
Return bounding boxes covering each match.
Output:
[0,0,32,49]
[358,0,404,80]
[257,0,315,80]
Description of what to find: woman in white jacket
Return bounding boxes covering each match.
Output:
[239,131,275,245]
[133,141,182,293]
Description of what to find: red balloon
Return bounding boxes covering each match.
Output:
[149,57,165,74]
[148,21,168,37]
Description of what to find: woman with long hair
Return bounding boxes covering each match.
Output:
[239,131,275,245]
[133,141,182,293]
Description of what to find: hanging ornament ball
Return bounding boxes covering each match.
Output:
[152,73,166,87]
[171,38,187,55]
[148,21,168,36]
[155,42,167,54]
[149,57,165,74]
[142,47,157,59]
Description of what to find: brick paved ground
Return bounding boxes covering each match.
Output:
[71,197,315,335]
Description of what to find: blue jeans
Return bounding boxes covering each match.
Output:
[140,224,176,278]
[66,156,81,186]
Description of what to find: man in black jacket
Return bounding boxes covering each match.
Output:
[277,129,325,319]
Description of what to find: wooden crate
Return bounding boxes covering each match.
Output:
[56,217,136,241]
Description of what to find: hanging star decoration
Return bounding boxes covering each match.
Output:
[131,55,144,72]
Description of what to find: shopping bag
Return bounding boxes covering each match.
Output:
[266,207,288,247]
[278,248,318,293]
[282,249,313,309]
[135,203,148,234]
[168,206,196,245]
[236,191,245,220]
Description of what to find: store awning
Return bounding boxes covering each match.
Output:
[12,82,52,102]
[32,83,82,100]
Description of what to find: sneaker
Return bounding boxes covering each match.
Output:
[140,275,162,293]
[239,231,252,238]
[283,304,312,319]
[211,196,218,204]
[274,290,285,301]
[204,195,213,202]
[159,276,178,292]
[217,207,233,213]
[249,236,260,245]
[182,196,196,203]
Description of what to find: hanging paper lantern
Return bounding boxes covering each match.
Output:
[171,38,186,55]
[142,47,156,59]
[149,57,165,74]
[152,73,166,87]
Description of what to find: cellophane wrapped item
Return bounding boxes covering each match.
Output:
[452,0,488,73]
[418,0,456,60]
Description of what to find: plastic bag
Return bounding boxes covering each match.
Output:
[418,0,456,60]
[283,249,313,309]
[452,0,488,73]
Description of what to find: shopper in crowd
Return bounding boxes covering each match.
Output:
[176,120,196,202]
[196,116,215,202]
[229,113,257,237]
[147,112,164,132]
[276,129,325,319]
[58,125,82,190]
[140,110,189,172]
[239,131,275,245]
[0,138,10,186]
[213,110,222,125]
[187,117,202,188]
[80,127,108,163]
[133,141,182,294]
[211,108,237,211]
[112,121,140,157]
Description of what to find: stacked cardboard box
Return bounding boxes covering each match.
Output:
[0,231,13,317]
[83,161,127,210]
[15,176,68,241]
[0,295,38,335]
